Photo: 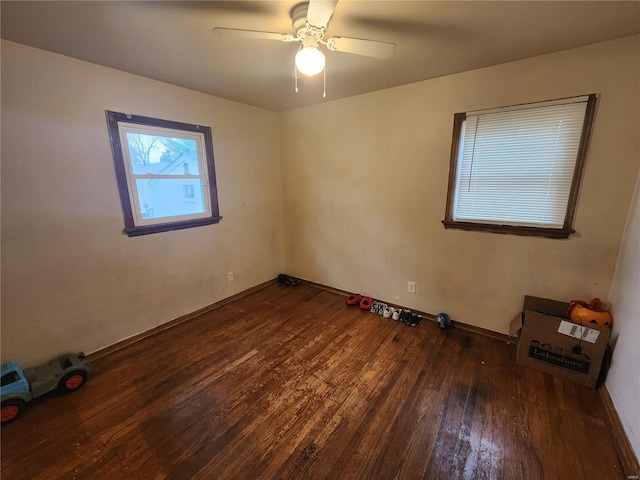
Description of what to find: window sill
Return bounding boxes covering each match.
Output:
[441,220,574,239]
[124,216,222,237]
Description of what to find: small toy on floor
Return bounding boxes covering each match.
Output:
[436,312,453,329]
[1,352,92,426]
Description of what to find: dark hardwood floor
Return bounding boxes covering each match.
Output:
[1,283,624,479]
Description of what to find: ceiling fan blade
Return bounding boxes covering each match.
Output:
[306,0,338,29]
[213,27,296,42]
[326,36,396,59]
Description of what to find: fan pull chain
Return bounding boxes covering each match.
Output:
[323,65,326,98]
[294,43,302,93]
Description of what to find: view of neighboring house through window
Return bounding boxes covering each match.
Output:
[106,111,221,236]
[127,131,203,219]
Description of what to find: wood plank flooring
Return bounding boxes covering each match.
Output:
[1,283,624,479]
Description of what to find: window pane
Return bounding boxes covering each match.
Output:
[136,178,206,220]
[126,133,200,176]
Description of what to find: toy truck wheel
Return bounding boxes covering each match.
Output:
[58,370,88,394]
[1,399,26,426]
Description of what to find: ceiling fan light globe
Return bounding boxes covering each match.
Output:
[295,47,325,76]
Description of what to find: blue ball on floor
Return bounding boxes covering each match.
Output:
[436,312,452,329]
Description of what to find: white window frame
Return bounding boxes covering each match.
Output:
[443,94,597,239]
[118,123,212,226]
[106,111,221,237]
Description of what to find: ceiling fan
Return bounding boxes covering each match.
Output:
[213,0,396,80]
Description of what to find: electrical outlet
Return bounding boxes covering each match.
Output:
[408,281,416,294]
[227,272,234,282]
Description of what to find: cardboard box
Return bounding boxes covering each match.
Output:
[509,296,610,388]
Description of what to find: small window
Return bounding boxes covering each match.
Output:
[183,184,195,200]
[106,111,221,237]
[443,95,597,239]
[1,371,19,387]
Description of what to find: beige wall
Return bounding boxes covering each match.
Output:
[281,35,640,334]
[1,40,284,365]
[608,170,640,459]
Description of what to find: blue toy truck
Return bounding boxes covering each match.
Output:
[1,352,92,426]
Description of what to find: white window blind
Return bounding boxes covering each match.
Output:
[452,97,589,229]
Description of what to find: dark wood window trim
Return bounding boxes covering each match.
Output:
[106,111,222,237]
[442,94,597,239]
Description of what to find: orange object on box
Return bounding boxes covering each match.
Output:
[570,304,612,328]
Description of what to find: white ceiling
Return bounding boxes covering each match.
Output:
[2,1,640,112]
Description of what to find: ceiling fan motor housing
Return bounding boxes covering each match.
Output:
[292,2,325,42]
[291,3,309,33]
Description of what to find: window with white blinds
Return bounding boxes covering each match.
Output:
[444,95,597,238]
